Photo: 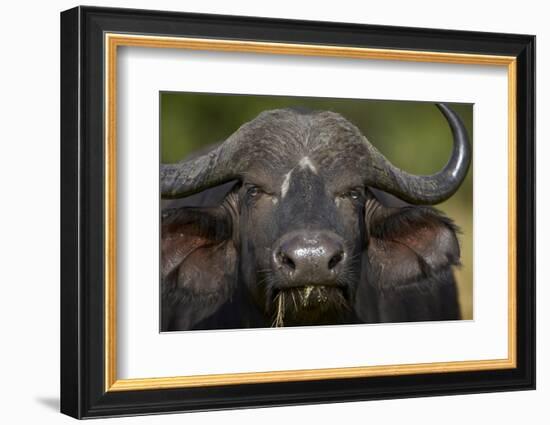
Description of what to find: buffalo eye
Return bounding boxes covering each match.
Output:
[246,185,263,198]
[347,190,361,200]
[340,188,362,201]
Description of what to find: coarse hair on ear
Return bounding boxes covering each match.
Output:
[363,200,462,321]
[367,204,461,292]
[161,192,238,331]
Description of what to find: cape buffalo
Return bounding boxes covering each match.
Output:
[161,104,471,331]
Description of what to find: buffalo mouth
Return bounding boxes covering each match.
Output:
[270,284,350,327]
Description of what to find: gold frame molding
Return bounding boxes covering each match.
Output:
[104,33,517,392]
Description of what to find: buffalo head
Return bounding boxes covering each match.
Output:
[161,104,470,330]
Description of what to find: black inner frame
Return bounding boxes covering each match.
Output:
[60,6,535,419]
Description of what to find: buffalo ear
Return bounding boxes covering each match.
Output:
[366,204,460,292]
[161,202,238,331]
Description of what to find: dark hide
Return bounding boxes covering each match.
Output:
[161,186,461,331]
[355,205,460,323]
[161,204,237,330]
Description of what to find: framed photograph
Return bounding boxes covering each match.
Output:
[60,6,535,419]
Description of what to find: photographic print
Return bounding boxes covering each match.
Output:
[160,94,473,332]
[61,7,535,417]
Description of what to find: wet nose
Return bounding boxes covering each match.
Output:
[273,231,346,285]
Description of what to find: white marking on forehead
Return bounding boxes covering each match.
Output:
[280,170,292,198]
[281,156,318,198]
[299,156,317,174]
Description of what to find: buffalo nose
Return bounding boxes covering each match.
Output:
[273,231,346,284]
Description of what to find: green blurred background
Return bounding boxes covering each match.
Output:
[161,92,473,320]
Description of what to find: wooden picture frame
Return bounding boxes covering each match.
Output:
[60,5,535,419]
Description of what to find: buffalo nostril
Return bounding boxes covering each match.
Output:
[328,250,344,270]
[278,251,296,271]
[274,232,346,281]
